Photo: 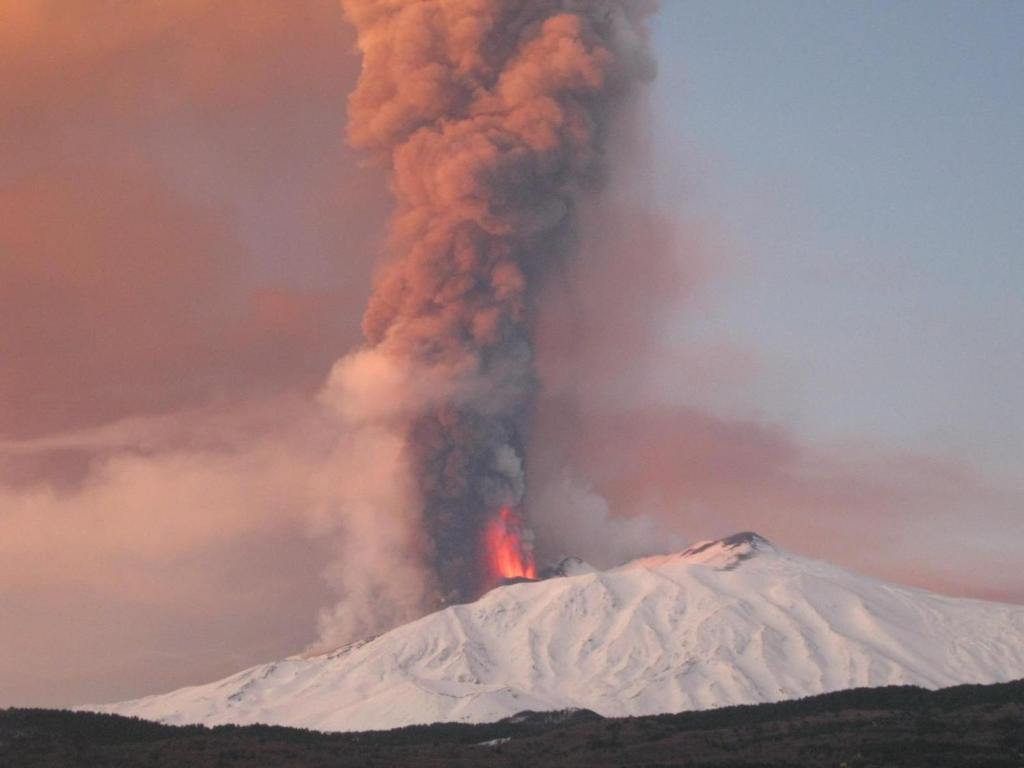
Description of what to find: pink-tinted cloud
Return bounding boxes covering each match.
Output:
[532,401,1023,591]
[0,0,394,707]
[0,391,433,707]
[0,0,388,440]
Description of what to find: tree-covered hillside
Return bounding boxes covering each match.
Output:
[2,680,1022,767]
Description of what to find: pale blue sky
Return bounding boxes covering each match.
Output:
[650,1,1023,482]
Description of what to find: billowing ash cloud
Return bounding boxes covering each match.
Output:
[334,0,656,604]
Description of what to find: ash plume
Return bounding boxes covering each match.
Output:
[334,0,656,606]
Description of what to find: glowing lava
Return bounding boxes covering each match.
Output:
[483,507,537,583]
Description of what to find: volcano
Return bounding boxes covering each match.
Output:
[85,533,1024,732]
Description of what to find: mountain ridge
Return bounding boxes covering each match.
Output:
[84,532,1024,732]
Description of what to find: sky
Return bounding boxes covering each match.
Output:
[651,0,1024,477]
[0,1,1021,708]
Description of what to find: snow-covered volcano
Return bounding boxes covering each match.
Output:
[86,533,1024,732]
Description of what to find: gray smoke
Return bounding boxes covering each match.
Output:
[335,0,656,605]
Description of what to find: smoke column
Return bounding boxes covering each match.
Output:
[336,0,655,605]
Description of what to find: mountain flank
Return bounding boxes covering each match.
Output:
[86,533,1024,731]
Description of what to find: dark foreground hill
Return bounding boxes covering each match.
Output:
[3,680,1023,767]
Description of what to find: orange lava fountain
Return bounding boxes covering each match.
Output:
[483,507,537,582]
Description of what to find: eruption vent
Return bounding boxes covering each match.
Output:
[337,0,655,605]
[484,507,537,584]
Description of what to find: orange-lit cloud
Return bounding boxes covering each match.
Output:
[0,0,391,707]
[0,0,388,439]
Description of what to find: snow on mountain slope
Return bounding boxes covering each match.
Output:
[86,533,1024,732]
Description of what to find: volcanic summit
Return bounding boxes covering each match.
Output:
[85,533,1024,732]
